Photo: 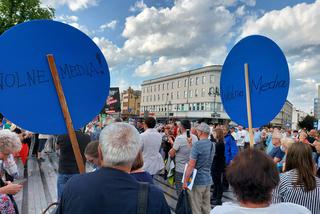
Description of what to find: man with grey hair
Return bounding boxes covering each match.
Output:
[183,122,215,214]
[57,123,170,214]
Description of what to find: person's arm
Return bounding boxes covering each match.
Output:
[273,157,281,163]
[182,159,196,189]
[0,182,22,195]
[168,148,176,158]
[169,137,180,158]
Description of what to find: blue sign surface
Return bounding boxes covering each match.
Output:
[0,20,110,134]
[220,35,289,128]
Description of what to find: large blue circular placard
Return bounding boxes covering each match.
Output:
[220,35,289,128]
[0,20,110,134]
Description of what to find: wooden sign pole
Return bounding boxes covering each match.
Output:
[47,54,85,174]
[244,63,254,148]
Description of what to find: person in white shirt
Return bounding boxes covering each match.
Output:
[211,149,311,214]
[236,126,247,151]
[140,117,164,176]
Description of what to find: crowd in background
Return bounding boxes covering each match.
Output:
[1,115,320,213]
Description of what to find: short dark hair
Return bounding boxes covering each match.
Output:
[227,149,279,204]
[180,119,191,130]
[131,150,144,171]
[144,117,156,128]
[84,140,99,159]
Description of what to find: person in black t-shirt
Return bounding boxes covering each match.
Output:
[56,131,90,199]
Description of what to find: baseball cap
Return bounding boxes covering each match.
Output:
[195,122,210,134]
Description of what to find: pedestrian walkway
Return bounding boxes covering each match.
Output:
[16,153,235,214]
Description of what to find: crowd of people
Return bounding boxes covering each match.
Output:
[1,115,320,213]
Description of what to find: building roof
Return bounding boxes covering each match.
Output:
[141,65,222,86]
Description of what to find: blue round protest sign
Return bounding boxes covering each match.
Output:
[220,35,289,128]
[0,20,110,134]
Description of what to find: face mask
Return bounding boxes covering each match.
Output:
[280,145,285,152]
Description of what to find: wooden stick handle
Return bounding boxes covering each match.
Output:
[47,54,85,174]
[244,63,254,148]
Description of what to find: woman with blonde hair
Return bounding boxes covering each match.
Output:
[272,143,320,214]
[0,129,23,214]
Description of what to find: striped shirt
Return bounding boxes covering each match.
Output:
[272,169,320,214]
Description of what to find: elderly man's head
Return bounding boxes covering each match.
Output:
[99,123,141,169]
[272,131,282,147]
[0,129,21,160]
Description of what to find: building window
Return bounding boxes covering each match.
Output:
[210,75,214,83]
[171,92,173,100]
[178,80,181,88]
[147,87,149,93]
[189,90,193,98]
[143,96,145,102]
[150,86,152,92]
[146,96,149,102]
[172,82,174,89]
[177,91,180,99]
[205,103,210,111]
[154,94,156,101]
[158,94,160,101]
[216,103,222,112]
[143,88,145,93]
[196,103,200,111]
[162,83,165,90]
[184,79,188,87]
[167,83,169,90]
[190,78,193,86]
[184,91,187,98]
[193,103,196,111]
[196,77,199,85]
[158,84,160,91]
[195,89,198,97]
[150,95,152,102]
[201,103,205,111]
[201,88,205,97]
[202,76,206,84]
[162,94,164,101]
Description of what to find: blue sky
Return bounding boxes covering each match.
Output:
[41,0,320,113]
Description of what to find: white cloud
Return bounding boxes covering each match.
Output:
[55,15,91,35]
[239,0,320,112]
[129,0,147,12]
[134,56,193,77]
[114,79,141,92]
[57,15,79,22]
[99,20,118,31]
[42,0,97,11]
[93,37,129,68]
[123,0,235,74]
[239,0,320,53]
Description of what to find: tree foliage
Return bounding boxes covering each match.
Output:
[298,115,317,131]
[0,0,54,35]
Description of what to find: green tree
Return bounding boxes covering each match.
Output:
[298,115,317,131]
[0,0,54,35]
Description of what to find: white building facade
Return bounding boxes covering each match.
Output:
[140,65,228,122]
[140,65,293,127]
[292,108,308,130]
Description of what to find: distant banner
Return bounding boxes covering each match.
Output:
[103,87,121,113]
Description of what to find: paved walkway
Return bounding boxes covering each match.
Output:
[15,153,235,214]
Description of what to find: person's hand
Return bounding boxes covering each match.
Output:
[182,182,188,190]
[0,182,22,195]
[314,141,320,153]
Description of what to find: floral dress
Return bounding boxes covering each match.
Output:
[0,193,15,214]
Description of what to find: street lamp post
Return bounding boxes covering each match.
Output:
[209,86,220,120]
